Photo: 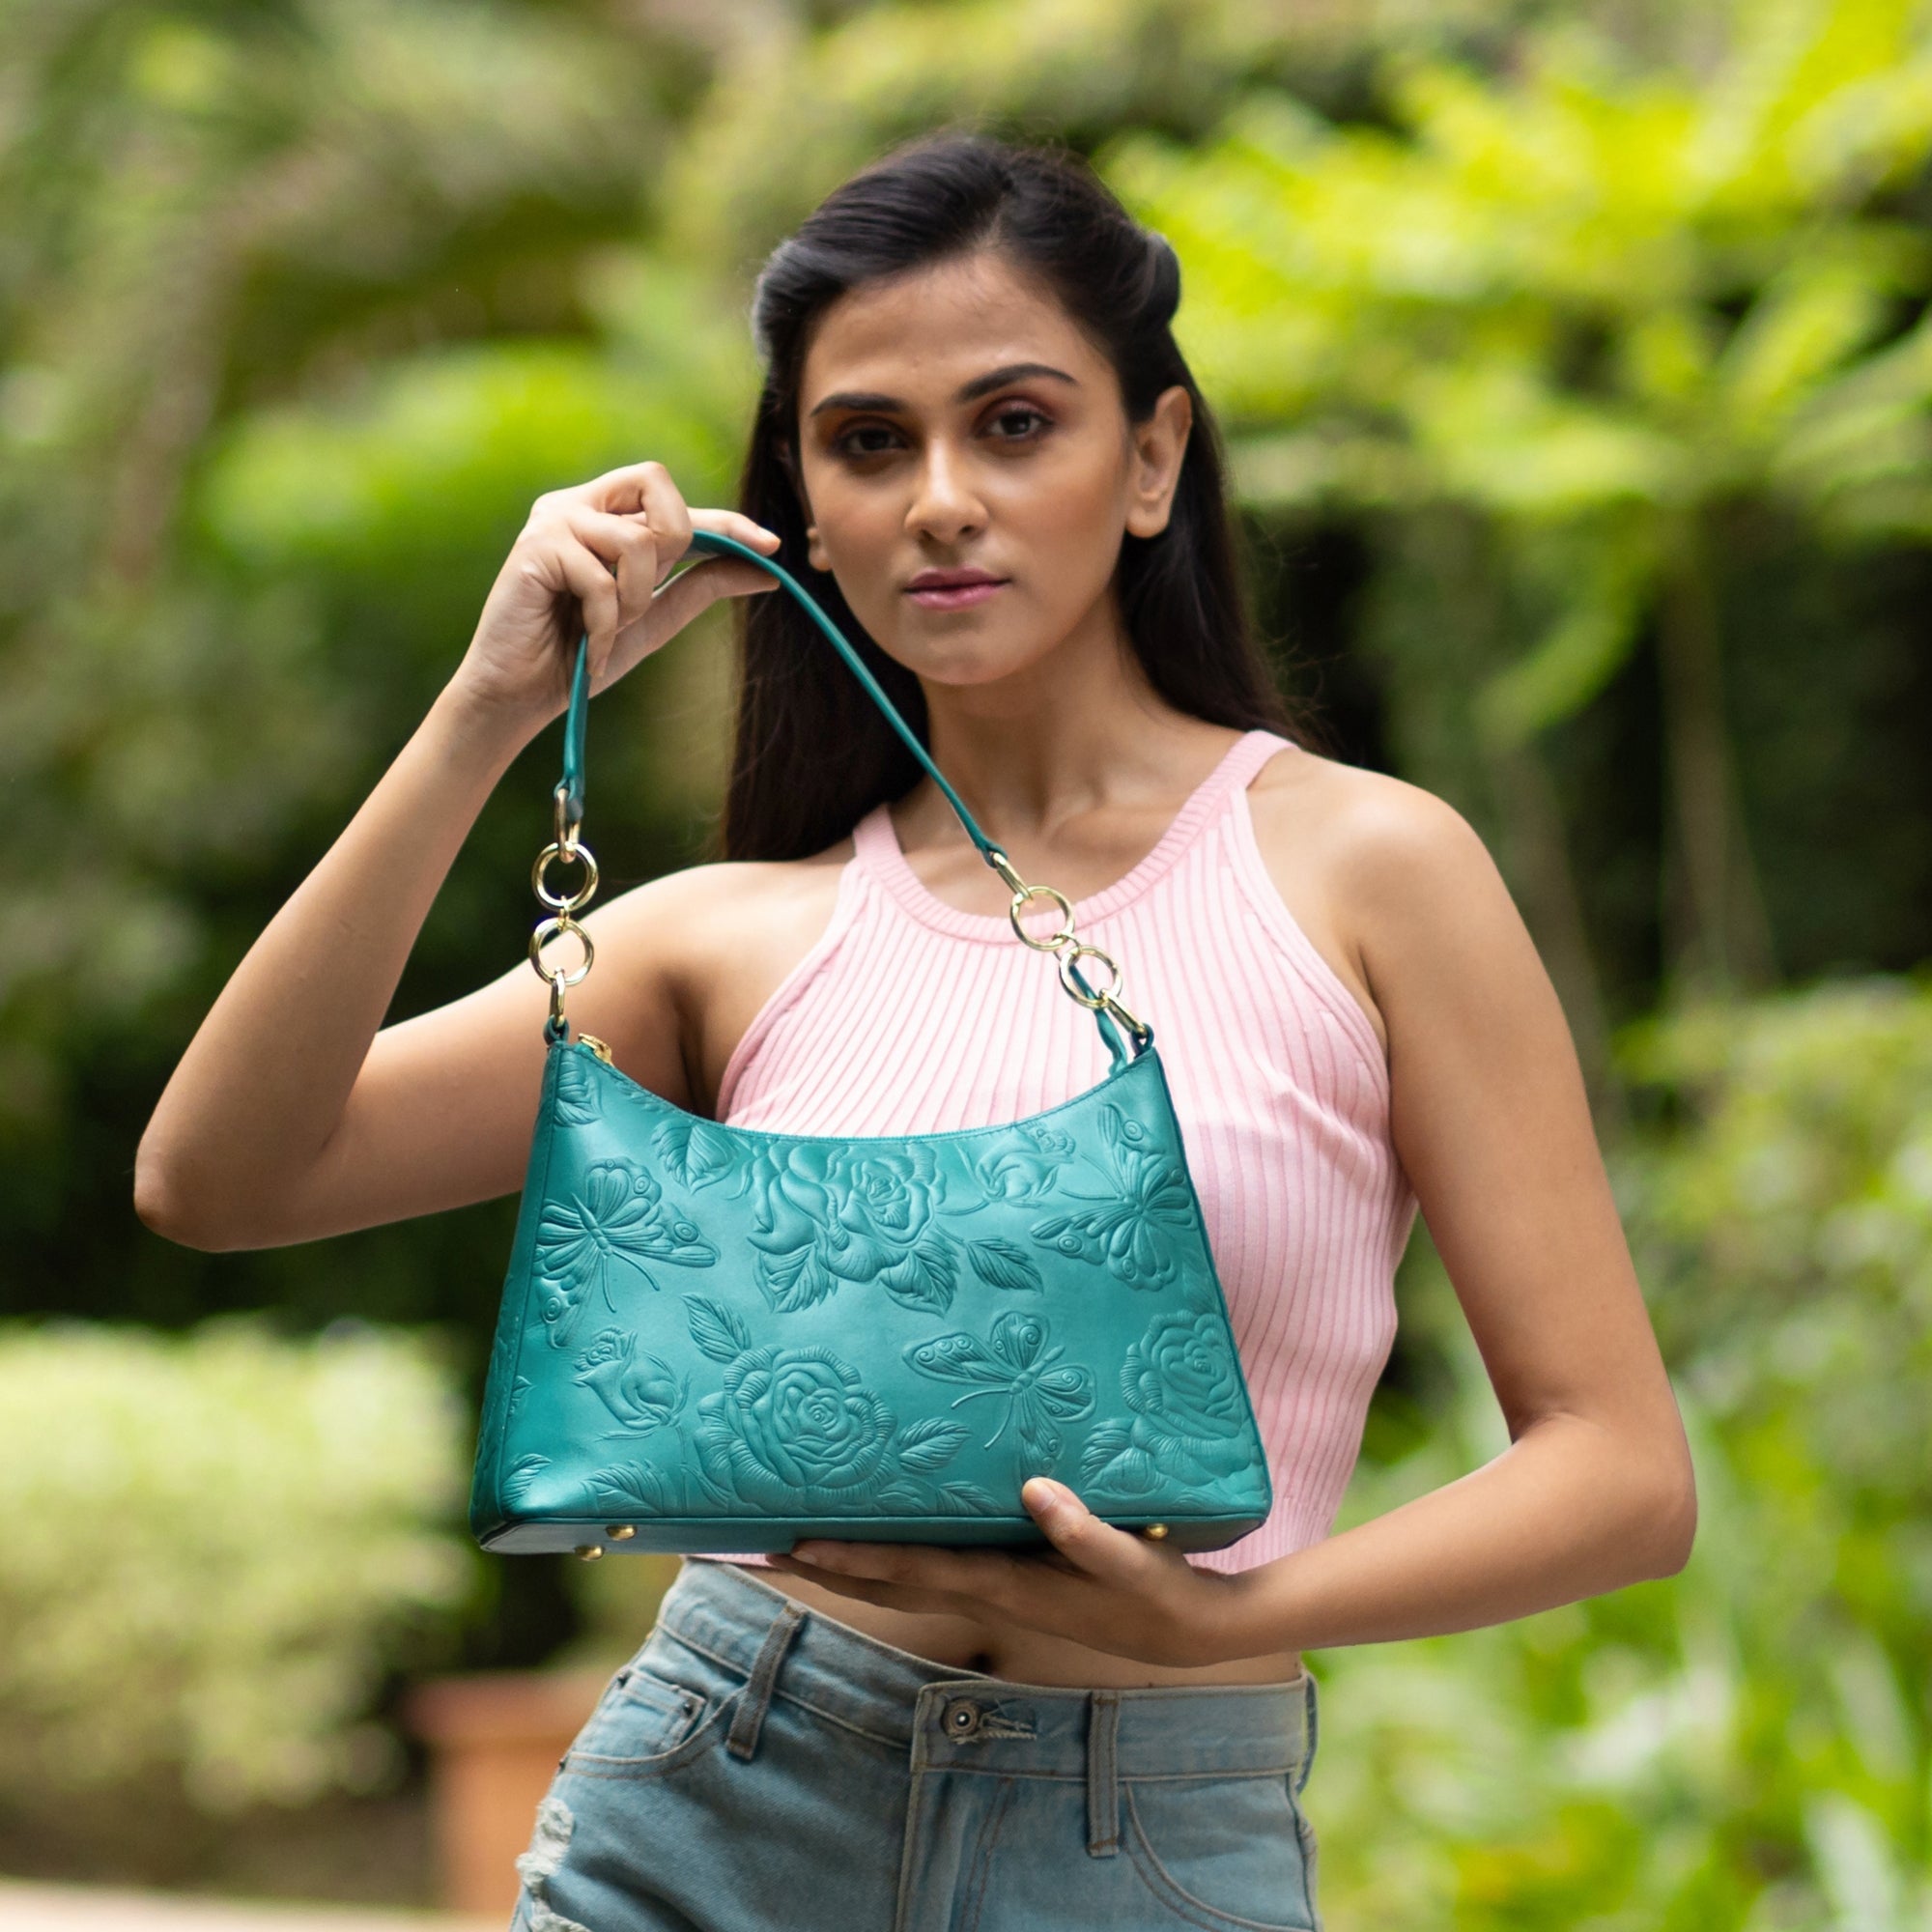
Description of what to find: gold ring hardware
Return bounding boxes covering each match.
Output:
[1100,988,1151,1042]
[1009,883,1075,952]
[1057,942,1124,1009]
[532,839,600,914]
[552,782,582,857]
[985,847,1029,897]
[529,915,594,987]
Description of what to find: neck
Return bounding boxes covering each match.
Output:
[909,591,1199,845]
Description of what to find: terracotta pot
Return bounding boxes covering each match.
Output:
[405,1667,613,1918]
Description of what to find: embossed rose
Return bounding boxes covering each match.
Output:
[1125,1309,1248,1440]
[1079,1310,1257,1499]
[746,1141,958,1312]
[696,1344,897,1505]
[975,1125,1076,1204]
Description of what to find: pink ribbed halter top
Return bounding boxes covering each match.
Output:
[691,728,1418,1576]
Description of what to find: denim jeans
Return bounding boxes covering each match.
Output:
[510,1554,1324,1932]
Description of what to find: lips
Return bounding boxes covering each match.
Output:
[906,567,1009,611]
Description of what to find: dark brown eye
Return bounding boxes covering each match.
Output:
[988,405,1049,439]
[833,422,900,457]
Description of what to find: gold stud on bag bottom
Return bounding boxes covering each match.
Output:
[469,531,1271,1559]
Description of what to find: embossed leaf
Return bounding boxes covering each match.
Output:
[874,1481,934,1511]
[507,1376,531,1421]
[589,1463,668,1514]
[554,1048,604,1126]
[685,1295,753,1364]
[879,1231,959,1314]
[967,1236,1044,1293]
[653,1117,738,1193]
[1079,1421,1135,1485]
[690,1452,735,1506]
[1089,1441,1160,1495]
[503,1455,550,1507]
[896,1418,971,1472]
[757,1239,838,1314]
[935,1481,1003,1514]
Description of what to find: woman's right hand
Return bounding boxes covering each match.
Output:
[452,460,782,728]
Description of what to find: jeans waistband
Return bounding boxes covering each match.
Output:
[659,1557,1319,1790]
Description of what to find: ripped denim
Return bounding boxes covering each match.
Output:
[510,1555,1323,1932]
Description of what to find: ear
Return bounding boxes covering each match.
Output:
[777,435,831,573]
[1123,384,1193,540]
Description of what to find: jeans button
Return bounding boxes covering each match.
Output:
[944,1698,983,1738]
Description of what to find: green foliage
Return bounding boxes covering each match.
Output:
[1105,0,1932,1001]
[1319,973,1932,1928]
[0,1318,476,1815]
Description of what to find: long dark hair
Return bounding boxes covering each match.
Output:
[714,128,1307,863]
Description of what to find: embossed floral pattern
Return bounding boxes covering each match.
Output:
[695,1343,899,1507]
[904,1309,1096,1463]
[491,1054,1270,1537]
[572,1327,689,1435]
[535,1159,719,1346]
[1079,1308,1257,1497]
[744,1141,964,1314]
[972,1123,1078,1204]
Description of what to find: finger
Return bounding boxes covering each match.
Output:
[1021,1478,1156,1586]
[786,1543,1024,1605]
[567,458,684,527]
[771,1556,984,1618]
[642,554,776,643]
[546,536,624,681]
[550,503,664,640]
[689,507,783,554]
[627,463,693,581]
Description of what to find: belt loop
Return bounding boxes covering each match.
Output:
[1086,1688,1122,1857]
[725,1601,809,1761]
[1293,1669,1319,1798]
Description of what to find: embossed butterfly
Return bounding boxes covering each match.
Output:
[535,1159,719,1346]
[903,1310,1096,1464]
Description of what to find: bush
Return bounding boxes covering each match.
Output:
[1311,973,1932,1930]
[0,1316,477,1818]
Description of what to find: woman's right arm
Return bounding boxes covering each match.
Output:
[132,462,779,1252]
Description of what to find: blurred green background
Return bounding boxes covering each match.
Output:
[3,0,1930,1923]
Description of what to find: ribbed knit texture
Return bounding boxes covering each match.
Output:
[690,729,1417,1576]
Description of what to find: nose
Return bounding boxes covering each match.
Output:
[904,436,985,546]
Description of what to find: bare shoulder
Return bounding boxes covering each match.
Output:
[1242,742,1506,1059]
[585,835,855,1119]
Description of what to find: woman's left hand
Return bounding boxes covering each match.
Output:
[764,1477,1267,1669]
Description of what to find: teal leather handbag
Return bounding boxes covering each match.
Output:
[469,530,1273,1559]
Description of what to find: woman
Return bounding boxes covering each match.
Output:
[136,132,1696,1931]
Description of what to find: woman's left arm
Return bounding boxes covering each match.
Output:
[770,780,1698,1666]
[1225,777,1698,1658]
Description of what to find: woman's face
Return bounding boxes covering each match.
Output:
[790,246,1191,690]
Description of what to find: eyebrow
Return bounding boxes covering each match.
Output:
[807,361,1078,419]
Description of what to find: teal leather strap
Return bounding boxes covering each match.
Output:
[560,531,1019,864]
[555,529,1149,1065]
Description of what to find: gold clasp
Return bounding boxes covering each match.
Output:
[532,786,598,1034]
[981,845,1150,1045]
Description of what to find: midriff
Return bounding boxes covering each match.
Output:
[720,1561,1306,1689]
